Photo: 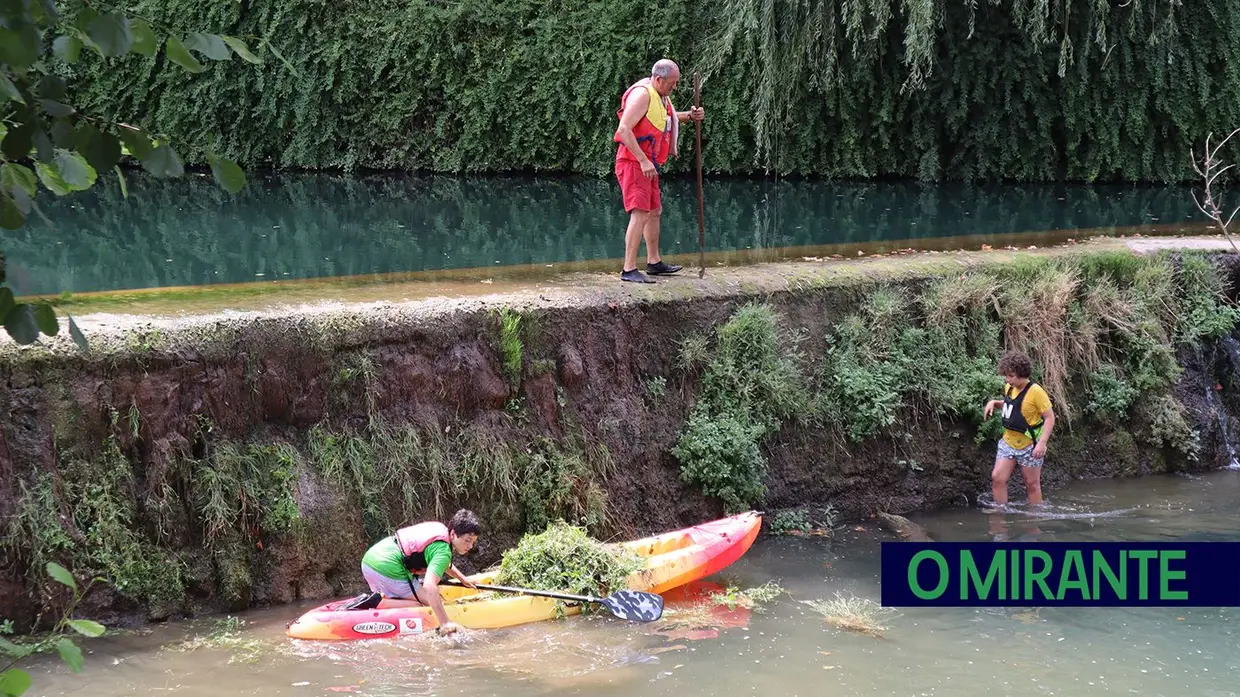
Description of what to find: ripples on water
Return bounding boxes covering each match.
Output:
[23,470,1240,697]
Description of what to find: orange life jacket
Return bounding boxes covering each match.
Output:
[394,521,450,573]
[614,80,678,172]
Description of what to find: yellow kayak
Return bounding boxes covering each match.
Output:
[286,511,763,640]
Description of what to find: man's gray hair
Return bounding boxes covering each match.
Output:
[651,59,679,79]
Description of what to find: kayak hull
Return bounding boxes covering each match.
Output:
[285,511,762,641]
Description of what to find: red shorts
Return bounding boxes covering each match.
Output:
[615,158,661,213]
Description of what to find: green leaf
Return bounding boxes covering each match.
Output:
[0,26,41,70]
[51,119,77,148]
[0,73,24,105]
[207,152,245,193]
[184,33,231,61]
[1,164,37,198]
[165,37,206,73]
[37,151,97,195]
[222,36,263,64]
[0,289,14,320]
[68,315,89,352]
[141,144,184,178]
[4,304,38,345]
[33,303,58,336]
[55,638,83,672]
[114,166,128,199]
[54,151,96,189]
[67,619,105,638]
[33,0,59,24]
[0,668,32,697]
[0,192,23,230]
[53,35,82,64]
[130,20,158,56]
[80,126,122,173]
[2,124,33,161]
[33,130,54,163]
[0,635,34,659]
[117,128,153,160]
[87,13,133,58]
[74,7,100,32]
[261,37,300,77]
[47,561,76,590]
[39,75,67,101]
[41,100,75,118]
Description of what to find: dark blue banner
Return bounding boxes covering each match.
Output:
[880,542,1240,607]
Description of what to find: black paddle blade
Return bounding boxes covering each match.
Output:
[599,590,664,622]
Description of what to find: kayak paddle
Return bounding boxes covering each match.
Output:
[444,580,664,622]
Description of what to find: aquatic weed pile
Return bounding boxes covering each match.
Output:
[710,580,785,611]
[803,592,900,637]
[494,520,645,598]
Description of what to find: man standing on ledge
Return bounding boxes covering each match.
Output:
[613,59,705,284]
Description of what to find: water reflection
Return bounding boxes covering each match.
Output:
[6,170,1206,296]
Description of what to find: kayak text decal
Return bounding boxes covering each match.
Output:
[352,621,396,635]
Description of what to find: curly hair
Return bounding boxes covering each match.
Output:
[448,509,482,536]
[997,351,1033,379]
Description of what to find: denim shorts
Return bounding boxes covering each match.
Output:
[996,439,1044,468]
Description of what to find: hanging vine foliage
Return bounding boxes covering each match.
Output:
[61,0,1240,182]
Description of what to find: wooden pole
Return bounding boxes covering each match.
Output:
[694,71,706,279]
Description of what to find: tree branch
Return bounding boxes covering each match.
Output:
[1192,127,1240,253]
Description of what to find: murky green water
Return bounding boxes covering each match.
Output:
[21,470,1240,697]
[6,171,1207,296]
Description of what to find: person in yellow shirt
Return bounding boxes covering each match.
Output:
[982,351,1056,508]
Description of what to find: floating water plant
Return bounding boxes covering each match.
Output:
[709,580,785,612]
[803,592,900,637]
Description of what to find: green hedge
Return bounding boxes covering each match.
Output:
[63,0,1240,182]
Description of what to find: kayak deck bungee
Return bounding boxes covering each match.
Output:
[286,511,763,641]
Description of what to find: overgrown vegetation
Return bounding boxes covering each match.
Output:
[305,420,613,542]
[672,302,811,512]
[493,521,645,602]
[7,427,187,616]
[496,308,524,385]
[673,250,1240,508]
[52,0,1240,183]
[5,400,614,625]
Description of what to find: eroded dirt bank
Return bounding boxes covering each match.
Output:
[3,237,1240,631]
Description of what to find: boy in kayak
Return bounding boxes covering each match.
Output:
[981,351,1056,509]
[343,508,482,635]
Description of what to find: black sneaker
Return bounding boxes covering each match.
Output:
[646,261,682,275]
[621,269,655,284]
[342,591,382,611]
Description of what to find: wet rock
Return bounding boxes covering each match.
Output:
[523,371,561,435]
[875,511,934,542]
[559,345,585,390]
[438,343,509,411]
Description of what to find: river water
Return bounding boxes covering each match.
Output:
[22,470,1240,697]
[4,172,1209,297]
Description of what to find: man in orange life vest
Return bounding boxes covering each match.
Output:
[613,59,705,284]
[343,509,482,635]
